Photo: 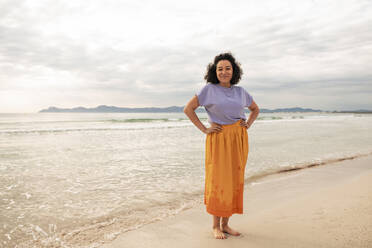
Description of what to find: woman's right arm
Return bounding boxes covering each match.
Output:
[183,95,222,134]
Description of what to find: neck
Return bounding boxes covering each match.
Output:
[219,82,231,88]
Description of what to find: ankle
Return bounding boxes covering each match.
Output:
[212,225,220,229]
[221,224,228,228]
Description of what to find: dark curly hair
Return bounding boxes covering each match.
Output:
[204,52,243,85]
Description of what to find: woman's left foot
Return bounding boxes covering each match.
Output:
[221,225,241,236]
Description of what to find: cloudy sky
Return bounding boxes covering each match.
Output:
[0,0,371,113]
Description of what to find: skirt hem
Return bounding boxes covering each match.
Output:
[205,204,243,217]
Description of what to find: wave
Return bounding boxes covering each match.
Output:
[0,118,206,126]
[0,125,194,135]
[107,118,185,123]
[256,116,304,120]
[245,151,372,183]
[2,115,358,130]
[13,151,372,248]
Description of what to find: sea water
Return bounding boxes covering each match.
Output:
[1,112,372,247]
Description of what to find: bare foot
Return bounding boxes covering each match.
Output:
[221,225,241,236]
[213,227,227,239]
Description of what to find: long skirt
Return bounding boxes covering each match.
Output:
[204,120,249,217]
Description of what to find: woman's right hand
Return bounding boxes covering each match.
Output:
[203,123,222,134]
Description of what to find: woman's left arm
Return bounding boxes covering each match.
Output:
[241,101,260,129]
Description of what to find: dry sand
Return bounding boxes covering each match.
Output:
[102,155,372,248]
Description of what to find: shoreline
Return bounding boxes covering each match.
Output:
[102,155,372,248]
[245,151,372,183]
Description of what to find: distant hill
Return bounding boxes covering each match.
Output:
[39,105,183,113]
[332,109,372,113]
[39,105,325,113]
[262,107,323,113]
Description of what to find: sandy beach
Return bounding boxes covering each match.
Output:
[102,155,372,248]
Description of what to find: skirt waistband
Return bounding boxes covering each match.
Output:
[219,119,244,128]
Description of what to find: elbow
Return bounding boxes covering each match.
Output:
[183,106,190,115]
[250,105,260,115]
[184,105,196,116]
[256,106,260,116]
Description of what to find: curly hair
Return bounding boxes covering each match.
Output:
[204,52,243,85]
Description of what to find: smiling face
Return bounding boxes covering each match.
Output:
[216,60,233,85]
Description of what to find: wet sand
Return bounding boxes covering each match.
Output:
[102,155,372,248]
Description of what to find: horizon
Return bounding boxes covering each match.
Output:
[1,105,371,114]
[1,0,371,113]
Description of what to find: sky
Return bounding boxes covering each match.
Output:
[0,0,371,113]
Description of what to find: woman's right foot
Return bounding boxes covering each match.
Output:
[213,227,227,239]
[221,225,241,236]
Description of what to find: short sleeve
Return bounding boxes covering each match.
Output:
[243,88,253,107]
[196,84,210,106]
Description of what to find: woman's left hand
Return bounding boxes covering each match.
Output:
[240,119,250,129]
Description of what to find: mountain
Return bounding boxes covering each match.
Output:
[332,109,372,113]
[39,105,189,113]
[261,107,323,113]
[39,105,325,113]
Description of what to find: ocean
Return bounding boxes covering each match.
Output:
[1,112,372,247]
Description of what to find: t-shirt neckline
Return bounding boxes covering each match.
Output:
[216,83,233,89]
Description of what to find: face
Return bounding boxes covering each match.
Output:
[216,60,233,85]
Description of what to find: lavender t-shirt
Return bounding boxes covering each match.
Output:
[196,83,253,125]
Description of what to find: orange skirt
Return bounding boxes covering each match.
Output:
[204,120,249,217]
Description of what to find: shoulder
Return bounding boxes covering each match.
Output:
[199,83,217,92]
[204,82,217,89]
[233,86,253,101]
[232,85,246,93]
[197,83,218,105]
[234,85,251,93]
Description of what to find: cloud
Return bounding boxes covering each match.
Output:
[0,0,371,112]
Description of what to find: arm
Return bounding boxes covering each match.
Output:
[183,95,222,134]
[242,100,260,129]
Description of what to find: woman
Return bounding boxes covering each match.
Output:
[183,52,259,239]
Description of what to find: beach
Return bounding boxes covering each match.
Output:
[1,112,372,247]
[102,155,372,248]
